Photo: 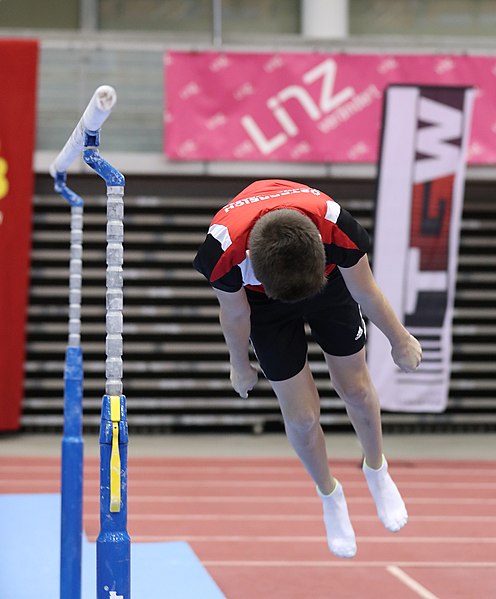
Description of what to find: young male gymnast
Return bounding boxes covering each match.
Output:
[194,179,422,558]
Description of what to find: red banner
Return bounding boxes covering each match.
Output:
[165,51,496,164]
[0,40,38,430]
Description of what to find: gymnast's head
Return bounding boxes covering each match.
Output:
[248,209,326,303]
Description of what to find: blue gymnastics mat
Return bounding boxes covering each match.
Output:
[0,494,226,599]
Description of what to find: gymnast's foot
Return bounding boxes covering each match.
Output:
[363,455,408,532]
[317,480,357,558]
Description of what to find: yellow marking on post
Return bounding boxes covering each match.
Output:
[110,395,121,513]
[110,394,120,422]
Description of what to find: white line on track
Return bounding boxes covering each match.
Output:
[0,464,494,476]
[387,565,440,599]
[200,560,496,568]
[82,513,496,522]
[2,489,495,505]
[153,480,496,489]
[124,495,496,505]
[3,476,496,489]
[123,535,496,543]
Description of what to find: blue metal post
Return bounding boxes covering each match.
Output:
[60,346,84,598]
[54,171,85,599]
[97,394,130,598]
[83,131,130,599]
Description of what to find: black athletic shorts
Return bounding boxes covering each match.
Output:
[246,269,366,382]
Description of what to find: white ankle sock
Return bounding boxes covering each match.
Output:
[317,480,357,558]
[363,456,408,532]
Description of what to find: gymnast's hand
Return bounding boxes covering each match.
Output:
[391,333,422,373]
[230,364,258,398]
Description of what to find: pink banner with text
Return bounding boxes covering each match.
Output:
[165,51,496,164]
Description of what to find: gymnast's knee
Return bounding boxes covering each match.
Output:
[283,410,321,438]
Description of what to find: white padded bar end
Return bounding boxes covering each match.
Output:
[83,85,117,131]
[50,85,117,177]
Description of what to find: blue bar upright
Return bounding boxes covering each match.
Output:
[60,345,84,599]
[96,394,130,599]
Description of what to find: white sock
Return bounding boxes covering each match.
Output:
[363,455,408,532]
[317,480,357,558]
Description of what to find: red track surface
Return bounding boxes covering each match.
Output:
[1,456,495,598]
